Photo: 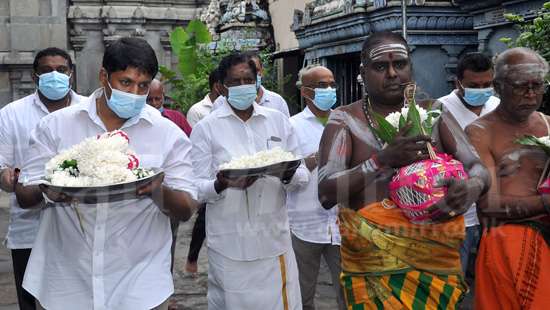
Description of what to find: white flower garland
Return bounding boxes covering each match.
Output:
[45,131,152,186]
[220,147,296,170]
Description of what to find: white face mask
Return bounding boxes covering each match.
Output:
[104,81,148,119]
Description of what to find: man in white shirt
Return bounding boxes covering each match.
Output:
[437,52,499,276]
[0,47,86,310]
[187,68,222,127]
[288,65,345,310]
[14,37,198,310]
[212,52,291,117]
[190,52,308,310]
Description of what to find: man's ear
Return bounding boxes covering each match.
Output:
[218,83,228,97]
[32,70,39,85]
[99,68,108,87]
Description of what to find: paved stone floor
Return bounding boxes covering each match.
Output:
[0,192,338,309]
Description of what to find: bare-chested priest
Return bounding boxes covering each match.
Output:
[465,47,550,309]
[317,31,490,309]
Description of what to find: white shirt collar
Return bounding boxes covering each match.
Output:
[76,88,154,127]
[258,86,270,104]
[203,93,214,107]
[32,90,79,114]
[302,106,317,119]
[216,97,269,120]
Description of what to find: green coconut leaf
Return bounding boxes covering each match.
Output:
[372,111,398,144]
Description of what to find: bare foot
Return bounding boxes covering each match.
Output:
[185,260,198,273]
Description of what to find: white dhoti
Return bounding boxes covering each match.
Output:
[207,247,302,310]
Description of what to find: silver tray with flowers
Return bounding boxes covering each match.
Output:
[40,130,164,203]
[219,147,302,178]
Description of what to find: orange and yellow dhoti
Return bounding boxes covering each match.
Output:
[475,224,550,310]
[339,201,467,309]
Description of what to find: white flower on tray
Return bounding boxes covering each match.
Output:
[220,147,296,170]
[45,130,153,186]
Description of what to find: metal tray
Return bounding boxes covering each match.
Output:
[41,168,164,204]
[220,159,302,178]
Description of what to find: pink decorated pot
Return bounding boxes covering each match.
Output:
[388,153,468,223]
[538,179,550,194]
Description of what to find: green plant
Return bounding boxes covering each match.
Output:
[500,2,550,62]
[160,20,294,114]
[159,20,222,113]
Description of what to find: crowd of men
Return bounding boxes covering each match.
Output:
[0,30,548,310]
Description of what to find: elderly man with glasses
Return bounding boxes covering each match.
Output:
[466,47,550,309]
[287,64,346,310]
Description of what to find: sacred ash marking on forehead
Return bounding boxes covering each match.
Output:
[502,63,548,80]
[369,43,409,62]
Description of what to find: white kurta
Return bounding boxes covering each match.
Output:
[438,90,499,227]
[19,89,197,310]
[190,99,305,309]
[287,107,340,245]
[0,91,85,249]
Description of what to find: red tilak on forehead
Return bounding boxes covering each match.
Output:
[388,52,394,60]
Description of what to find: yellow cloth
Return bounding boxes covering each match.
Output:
[339,201,467,309]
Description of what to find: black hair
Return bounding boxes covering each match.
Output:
[33,47,73,71]
[102,37,158,78]
[208,68,220,90]
[360,31,409,63]
[217,52,258,84]
[456,52,493,80]
[242,50,262,67]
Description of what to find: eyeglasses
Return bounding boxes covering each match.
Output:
[224,77,256,88]
[503,80,548,96]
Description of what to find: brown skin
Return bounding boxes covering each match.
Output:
[1,56,74,192]
[0,168,19,193]
[465,51,549,227]
[146,79,164,110]
[33,55,74,112]
[15,66,198,220]
[300,66,335,171]
[208,81,222,103]
[318,38,488,222]
[455,69,495,116]
[97,67,151,131]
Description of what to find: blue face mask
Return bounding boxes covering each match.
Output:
[104,81,148,119]
[37,71,71,100]
[226,84,257,111]
[256,74,262,90]
[158,106,165,113]
[460,82,494,107]
[311,87,337,111]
